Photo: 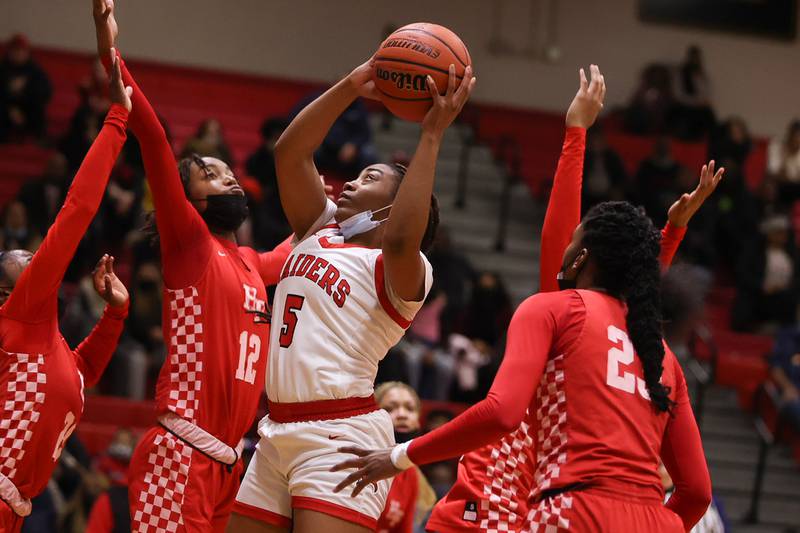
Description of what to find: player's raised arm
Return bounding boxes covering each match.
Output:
[93,0,211,287]
[274,58,380,239]
[2,56,131,321]
[382,66,475,301]
[659,160,724,268]
[539,65,605,292]
[73,255,130,387]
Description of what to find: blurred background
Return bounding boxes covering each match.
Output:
[2,0,799,531]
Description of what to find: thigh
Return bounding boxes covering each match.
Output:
[294,508,373,533]
[288,411,395,529]
[128,427,212,533]
[232,434,292,529]
[227,512,290,533]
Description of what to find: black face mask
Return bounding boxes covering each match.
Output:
[394,429,420,444]
[200,194,248,232]
[556,270,577,291]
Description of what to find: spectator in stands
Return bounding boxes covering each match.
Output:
[708,117,752,173]
[673,45,715,141]
[16,151,70,235]
[180,118,233,164]
[0,200,41,251]
[418,410,458,500]
[661,264,711,358]
[245,117,291,249]
[291,91,378,179]
[60,100,102,172]
[126,260,165,398]
[634,137,687,227]
[770,327,800,433]
[582,125,629,209]
[427,227,474,341]
[0,34,52,141]
[79,59,111,117]
[732,214,799,332]
[768,119,800,184]
[461,272,512,348]
[448,334,491,404]
[624,63,675,135]
[85,429,136,533]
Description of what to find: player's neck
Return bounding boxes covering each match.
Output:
[344,227,383,249]
[212,229,238,244]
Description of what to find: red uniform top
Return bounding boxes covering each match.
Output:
[112,55,291,446]
[0,105,130,499]
[377,467,419,533]
[425,127,701,533]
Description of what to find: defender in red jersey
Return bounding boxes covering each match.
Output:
[93,3,292,531]
[0,55,132,533]
[416,68,723,533]
[336,200,714,532]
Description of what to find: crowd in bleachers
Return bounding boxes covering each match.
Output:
[1,33,800,531]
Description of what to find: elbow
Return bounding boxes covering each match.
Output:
[274,133,292,160]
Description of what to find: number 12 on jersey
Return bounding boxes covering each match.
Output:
[236,331,261,384]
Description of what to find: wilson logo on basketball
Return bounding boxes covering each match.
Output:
[376,67,427,92]
[382,38,441,59]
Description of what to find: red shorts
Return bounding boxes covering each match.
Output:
[0,501,23,533]
[127,426,243,533]
[427,490,684,532]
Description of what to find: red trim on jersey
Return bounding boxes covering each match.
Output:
[318,236,370,249]
[292,496,378,530]
[321,223,340,230]
[231,500,292,528]
[267,396,378,423]
[374,255,412,329]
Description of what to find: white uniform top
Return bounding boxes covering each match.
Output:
[267,200,433,403]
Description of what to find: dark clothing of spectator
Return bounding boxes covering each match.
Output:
[292,94,377,179]
[634,146,684,227]
[624,64,675,136]
[0,36,52,141]
[769,327,800,432]
[246,139,291,250]
[428,237,475,342]
[461,273,512,347]
[582,139,629,210]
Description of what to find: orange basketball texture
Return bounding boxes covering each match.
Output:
[373,23,472,122]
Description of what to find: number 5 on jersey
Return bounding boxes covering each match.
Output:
[280,294,305,348]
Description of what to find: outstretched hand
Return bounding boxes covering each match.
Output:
[330,446,402,497]
[667,160,725,227]
[422,65,476,138]
[109,50,133,111]
[92,255,129,308]
[565,64,606,129]
[93,0,118,57]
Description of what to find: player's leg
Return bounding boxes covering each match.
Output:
[128,427,213,532]
[293,509,373,533]
[230,429,292,532]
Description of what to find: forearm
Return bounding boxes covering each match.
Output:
[75,302,129,387]
[659,222,688,270]
[384,132,440,253]
[539,127,586,292]
[771,366,796,391]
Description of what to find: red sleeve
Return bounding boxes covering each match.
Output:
[84,492,114,533]
[407,292,570,465]
[539,127,586,293]
[659,222,687,270]
[74,302,129,388]
[239,235,293,286]
[105,52,211,288]
[1,105,129,322]
[661,357,712,531]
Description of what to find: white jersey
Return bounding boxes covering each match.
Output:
[267,201,433,403]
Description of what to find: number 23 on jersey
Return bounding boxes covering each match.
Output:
[606,325,651,400]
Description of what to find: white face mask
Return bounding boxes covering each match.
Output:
[339,204,392,240]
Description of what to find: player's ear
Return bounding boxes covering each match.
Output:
[571,248,589,271]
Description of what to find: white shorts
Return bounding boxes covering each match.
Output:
[233,408,394,530]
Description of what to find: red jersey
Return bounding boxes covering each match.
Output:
[114,56,291,446]
[0,105,130,500]
[377,467,419,533]
[423,127,702,533]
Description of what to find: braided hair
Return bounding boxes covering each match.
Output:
[581,201,674,413]
[390,163,440,253]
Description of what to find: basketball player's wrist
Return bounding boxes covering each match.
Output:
[390,441,414,470]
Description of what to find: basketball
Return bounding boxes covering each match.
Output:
[373,22,472,122]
